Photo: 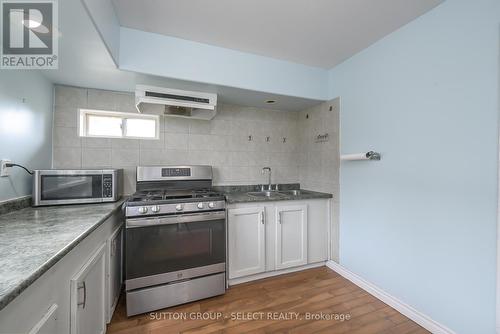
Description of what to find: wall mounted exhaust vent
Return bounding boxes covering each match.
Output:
[135,85,217,120]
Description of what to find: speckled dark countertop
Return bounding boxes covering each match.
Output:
[217,185,333,204]
[0,200,125,312]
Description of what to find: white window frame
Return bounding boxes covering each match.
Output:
[78,109,160,140]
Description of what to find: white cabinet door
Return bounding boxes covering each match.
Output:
[228,207,266,279]
[307,199,329,263]
[106,226,123,323]
[275,205,308,270]
[28,304,58,334]
[70,243,106,334]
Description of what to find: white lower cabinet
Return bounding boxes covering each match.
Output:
[0,210,123,334]
[228,206,266,279]
[70,244,107,334]
[28,304,58,334]
[275,205,308,270]
[228,199,329,282]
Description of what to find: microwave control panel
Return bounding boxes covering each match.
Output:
[103,174,113,197]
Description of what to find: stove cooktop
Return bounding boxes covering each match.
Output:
[125,189,225,206]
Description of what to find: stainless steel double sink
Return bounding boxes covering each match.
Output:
[246,189,303,199]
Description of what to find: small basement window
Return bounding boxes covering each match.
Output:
[79,109,160,139]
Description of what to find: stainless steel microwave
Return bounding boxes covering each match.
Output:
[32,169,123,206]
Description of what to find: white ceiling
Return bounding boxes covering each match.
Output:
[42,0,443,111]
[112,0,442,69]
[41,0,322,111]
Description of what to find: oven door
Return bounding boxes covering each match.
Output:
[33,170,104,206]
[125,211,226,291]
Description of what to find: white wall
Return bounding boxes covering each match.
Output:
[52,85,301,194]
[81,0,121,66]
[119,28,328,101]
[328,0,500,332]
[0,71,53,202]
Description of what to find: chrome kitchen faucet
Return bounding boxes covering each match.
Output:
[262,167,272,190]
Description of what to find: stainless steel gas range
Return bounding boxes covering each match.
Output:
[124,165,226,316]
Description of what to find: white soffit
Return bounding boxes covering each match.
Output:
[112,0,443,68]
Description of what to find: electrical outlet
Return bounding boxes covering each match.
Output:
[0,159,11,177]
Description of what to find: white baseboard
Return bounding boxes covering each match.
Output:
[326,260,455,334]
[228,261,326,286]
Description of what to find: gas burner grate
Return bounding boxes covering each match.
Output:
[129,188,224,203]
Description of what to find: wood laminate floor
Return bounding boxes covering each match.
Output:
[108,266,429,334]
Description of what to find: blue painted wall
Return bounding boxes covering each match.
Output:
[119,28,329,101]
[0,71,53,202]
[328,0,500,332]
[81,0,121,66]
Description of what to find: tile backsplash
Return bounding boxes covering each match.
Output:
[298,98,340,261]
[297,99,340,194]
[52,85,301,194]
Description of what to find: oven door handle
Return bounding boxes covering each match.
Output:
[126,211,226,228]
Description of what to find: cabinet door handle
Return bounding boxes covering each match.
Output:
[278,212,282,224]
[260,211,265,225]
[77,281,86,309]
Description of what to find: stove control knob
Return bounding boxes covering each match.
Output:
[151,205,160,213]
[197,202,204,209]
[138,206,148,214]
[175,204,183,211]
[208,202,215,208]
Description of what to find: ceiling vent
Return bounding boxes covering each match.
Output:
[135,85,217,120]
